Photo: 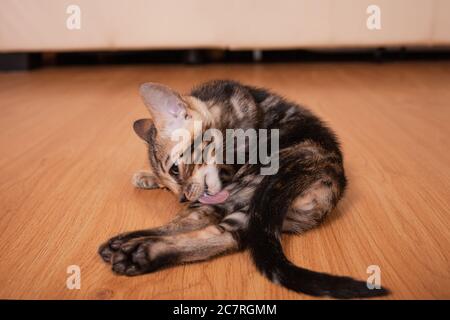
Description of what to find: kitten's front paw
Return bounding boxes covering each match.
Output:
[99,237,172,276]
[98,234,128,263]
[132,171,159,189]
[110,240,154,276]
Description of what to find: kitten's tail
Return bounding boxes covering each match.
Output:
[247,171,389,299]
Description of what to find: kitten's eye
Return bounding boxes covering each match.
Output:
[169,161,179,177]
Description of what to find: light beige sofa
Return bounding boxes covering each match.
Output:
[1,0,449,52]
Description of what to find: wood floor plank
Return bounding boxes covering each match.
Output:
[0,62,448,299]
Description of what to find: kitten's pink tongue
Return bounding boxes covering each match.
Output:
[199,190,229,204]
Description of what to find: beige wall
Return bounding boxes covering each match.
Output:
[1,0,449,52]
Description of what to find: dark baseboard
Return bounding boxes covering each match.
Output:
[0,53,42,71]
[1,48,449,70]
[51,48,450,66]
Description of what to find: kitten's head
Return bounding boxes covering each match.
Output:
[133,83,231,204]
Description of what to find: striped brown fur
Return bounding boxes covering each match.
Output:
[99,80,389,298]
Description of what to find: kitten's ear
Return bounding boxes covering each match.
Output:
[133,118,154,143]
[139,83,188,128]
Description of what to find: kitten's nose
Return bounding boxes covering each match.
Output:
[179,194,188,203]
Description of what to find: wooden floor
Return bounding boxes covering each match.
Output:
[0,62,449,300]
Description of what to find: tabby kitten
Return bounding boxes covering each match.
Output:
[99,80,389,298]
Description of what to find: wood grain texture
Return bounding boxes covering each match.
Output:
[0,63,449,299]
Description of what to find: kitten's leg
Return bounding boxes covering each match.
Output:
[107,225,240,276]
[99,206,221,262]
[282,180,333,234]
[132,170,160,189]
